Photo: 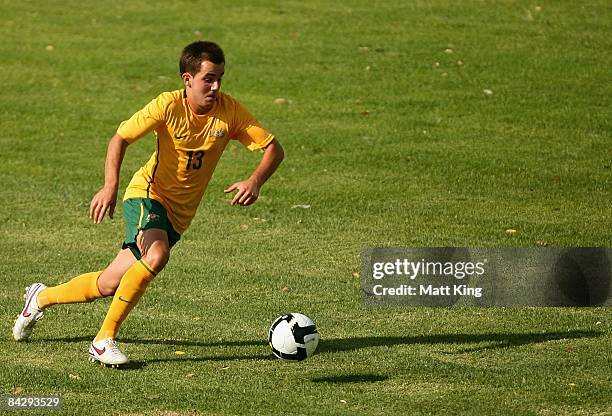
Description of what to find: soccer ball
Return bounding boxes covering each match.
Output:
[268,313,320,361]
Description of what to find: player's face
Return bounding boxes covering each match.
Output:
[183,60,225,115]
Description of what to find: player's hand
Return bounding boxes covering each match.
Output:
[89,187,118,223]
[224,179,260,206]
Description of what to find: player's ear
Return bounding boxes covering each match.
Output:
[182,73,191,88]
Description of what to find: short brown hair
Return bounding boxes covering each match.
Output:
[179,41,225,75]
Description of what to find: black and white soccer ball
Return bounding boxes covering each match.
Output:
[268,313,320,361]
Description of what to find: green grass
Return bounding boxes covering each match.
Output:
[0,0,611,415]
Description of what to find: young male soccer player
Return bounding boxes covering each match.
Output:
[12,41,284,367]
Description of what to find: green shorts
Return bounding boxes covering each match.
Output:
[122,198,181,259]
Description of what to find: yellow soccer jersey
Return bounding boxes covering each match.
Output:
[117,89,274,234]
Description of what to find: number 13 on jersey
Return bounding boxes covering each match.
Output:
[186,150,204,170]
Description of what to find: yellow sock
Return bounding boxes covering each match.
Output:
[37,271,103,309]
[95,260,157,341]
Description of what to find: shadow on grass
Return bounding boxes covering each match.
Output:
[37,336,266,348]
[35,336,271,369]
[311,374,388,383]
[122,355,274,370]
[318,330,603,354]
[40,329,601,352]
[35,329,602,367]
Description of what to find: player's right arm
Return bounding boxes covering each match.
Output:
[89,91,170,223]
[89,134,130,224]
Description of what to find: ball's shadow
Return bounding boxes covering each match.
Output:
[311,374,388,383]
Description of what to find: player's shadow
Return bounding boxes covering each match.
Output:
[122,338,267,348]
[318,329,602,354]
[121,354,275,370]
[41,329,601,354]
[37,336,270,369]
[37,329,601,369]
[38,336,266,348]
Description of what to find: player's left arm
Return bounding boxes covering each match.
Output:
[224,138,284,206]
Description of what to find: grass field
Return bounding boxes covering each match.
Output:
[1,0,611,415]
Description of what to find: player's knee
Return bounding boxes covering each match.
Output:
[143,248,169,272]
[96,269,122,297]
[97,280,119,297]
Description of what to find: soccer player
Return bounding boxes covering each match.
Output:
[12,41,284,367]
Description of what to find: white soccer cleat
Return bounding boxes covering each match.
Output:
[88,338,129,367]
[13,283,47,341]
